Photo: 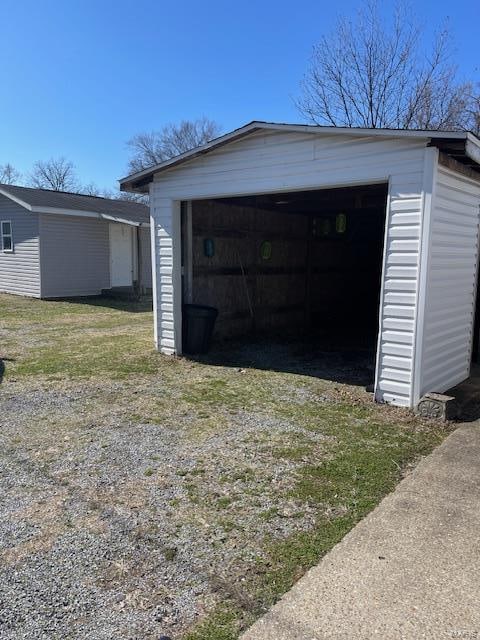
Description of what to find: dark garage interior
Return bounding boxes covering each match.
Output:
[181,183,388,381]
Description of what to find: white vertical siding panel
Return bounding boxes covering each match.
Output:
[150,130,429,407]
[150,197,182,354]
[375,182,422,405]
[0,195,40,297]
[419,166,480,396]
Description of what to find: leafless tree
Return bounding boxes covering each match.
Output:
[465,85,480,136]
[127,117,222,173]
[113,190,149,204]
[0,163,21,185]
[98,186,148,204]
[80,182,103,196]
[297,1,477,131]
[29,157,79,191]
[79,182,148,204]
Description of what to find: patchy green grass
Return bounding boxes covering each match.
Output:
[1,294,156,381]
[184,606,246,640]
[185,414,447,639]
[253,421,443,607]
[0,293,452,639]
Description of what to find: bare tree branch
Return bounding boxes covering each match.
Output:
[297,1,478,131]
[81,182,102,196]
[29,157,79,191]
[127,117,222,173]
[0,163,21,185]
[113,190,149,204]
[77,182,148,204]
[465,85,480,136]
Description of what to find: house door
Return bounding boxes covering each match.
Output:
[110,224,134,287]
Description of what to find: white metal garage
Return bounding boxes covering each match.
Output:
[120,122,480,409]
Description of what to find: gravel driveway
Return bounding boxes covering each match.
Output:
[0,294,449,639]
[0,380,332,639]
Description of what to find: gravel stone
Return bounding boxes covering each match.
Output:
[0,380,334,639]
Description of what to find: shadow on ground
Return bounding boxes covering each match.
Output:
[448,365,480,422]
[0,357,15,384]
[188,333,377,388]
[198,338,480,421]
[52,295,153,314]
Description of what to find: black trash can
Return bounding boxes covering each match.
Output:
[183,304,218,354]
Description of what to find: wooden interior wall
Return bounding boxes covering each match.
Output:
[191,200,308,337]
[309,211,385,333]
[189,199,385,339]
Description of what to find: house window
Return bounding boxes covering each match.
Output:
[1,221,13,252]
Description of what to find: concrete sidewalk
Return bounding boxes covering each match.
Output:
[242,424,480,640]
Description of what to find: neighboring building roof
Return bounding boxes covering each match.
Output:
[120,121,480,192]
[0,184,149,226]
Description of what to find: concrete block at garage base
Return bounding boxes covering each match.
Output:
[415,393,457,421]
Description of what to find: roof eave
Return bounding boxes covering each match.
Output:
[119,122,479,193]
[119,121,265,192]
[466,134,480,166]
[0,188,33,211]
[0,190,149,225]
[32,207,149,226]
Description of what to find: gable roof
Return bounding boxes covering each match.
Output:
[0,184,149,226]
[120,120,480,192]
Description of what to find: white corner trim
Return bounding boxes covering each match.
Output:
[149,196,159,350]
[373,178,393,403]
[172,200,183,355]
[38,213,44,298]
[411,146,439,406]
[466,136,480,166]
[149,197,182,355]
[468,204,480,365]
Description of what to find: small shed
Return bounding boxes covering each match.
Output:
[120,122,480,409]
[0,185,151,298]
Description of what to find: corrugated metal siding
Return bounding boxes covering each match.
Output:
[420,166,480,396]
[0,195,40,297]
[40,214,110,297]
[150,130,429,406]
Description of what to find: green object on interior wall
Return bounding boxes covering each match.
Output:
[260,241,272,260]
[336,213,347,234]
[203,238,215,258]
[319,218,331,236]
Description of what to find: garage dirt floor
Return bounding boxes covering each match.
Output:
[0,294,452,640]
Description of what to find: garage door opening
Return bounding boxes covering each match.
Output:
[181,183,388,385]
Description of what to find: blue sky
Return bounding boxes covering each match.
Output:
[0,0,478,191]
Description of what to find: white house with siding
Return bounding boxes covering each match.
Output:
[0,185,151,299]
[120,121,480,409]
